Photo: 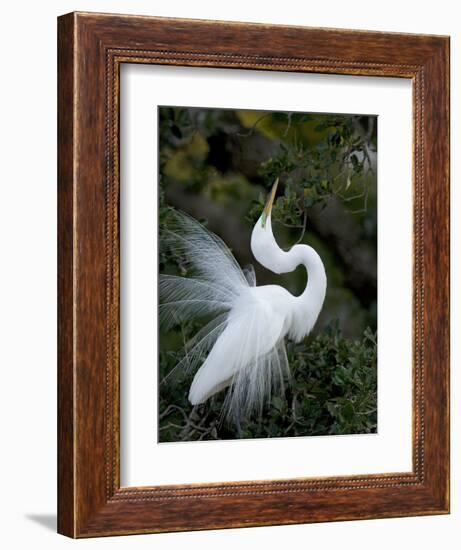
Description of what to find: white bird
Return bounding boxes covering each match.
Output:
[160,179,327,423]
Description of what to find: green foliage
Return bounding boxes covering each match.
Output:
[159,321,377,441]
[247,113,376,227]
[157,106,378,442]
[159,107,376,229]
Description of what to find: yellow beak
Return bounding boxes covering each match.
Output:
[262,178,279,228]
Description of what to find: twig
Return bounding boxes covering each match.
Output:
[275,219,305,230]
[236,113,272,137]
[160,404,190,422]
[283,112,293,137]
[159,422,184,431]
[293,210,308,245]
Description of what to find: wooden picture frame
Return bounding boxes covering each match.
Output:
[57,12,450,538]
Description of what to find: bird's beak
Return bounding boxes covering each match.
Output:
[261,178,279,228]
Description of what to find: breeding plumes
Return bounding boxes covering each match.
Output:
[159,179,327,424]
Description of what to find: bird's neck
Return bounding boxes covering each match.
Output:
[285,244,327,341]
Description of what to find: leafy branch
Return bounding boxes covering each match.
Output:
[159,322,377,442]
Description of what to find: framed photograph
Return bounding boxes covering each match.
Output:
[58,12,450,537]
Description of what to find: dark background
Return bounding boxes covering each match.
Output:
[158,106,378,442]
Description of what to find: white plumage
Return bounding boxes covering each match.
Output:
[160,180,327,422]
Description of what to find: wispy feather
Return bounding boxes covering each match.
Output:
[159,210,291,423]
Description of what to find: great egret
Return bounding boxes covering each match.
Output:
[160,179,327,422]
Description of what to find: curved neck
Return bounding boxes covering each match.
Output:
[284,244,326,300]
[250,213,327,341]
[282,244,327,341]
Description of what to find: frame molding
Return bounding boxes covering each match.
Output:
[58,12,450,537]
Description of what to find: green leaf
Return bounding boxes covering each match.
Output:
[272,396,284,412]
[341,401,355,421]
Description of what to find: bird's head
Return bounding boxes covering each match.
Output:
[250,179,287,274]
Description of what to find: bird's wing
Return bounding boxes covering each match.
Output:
[160,312,230,388]
[188,293,290,420]
[159,275,233,330]
[160,210,290,422]
[161,209,249,297]
[243,264,256,287]
[159,210,252,330]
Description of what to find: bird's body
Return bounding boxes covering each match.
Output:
[160,180,327,422]
[189,284,290,405]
